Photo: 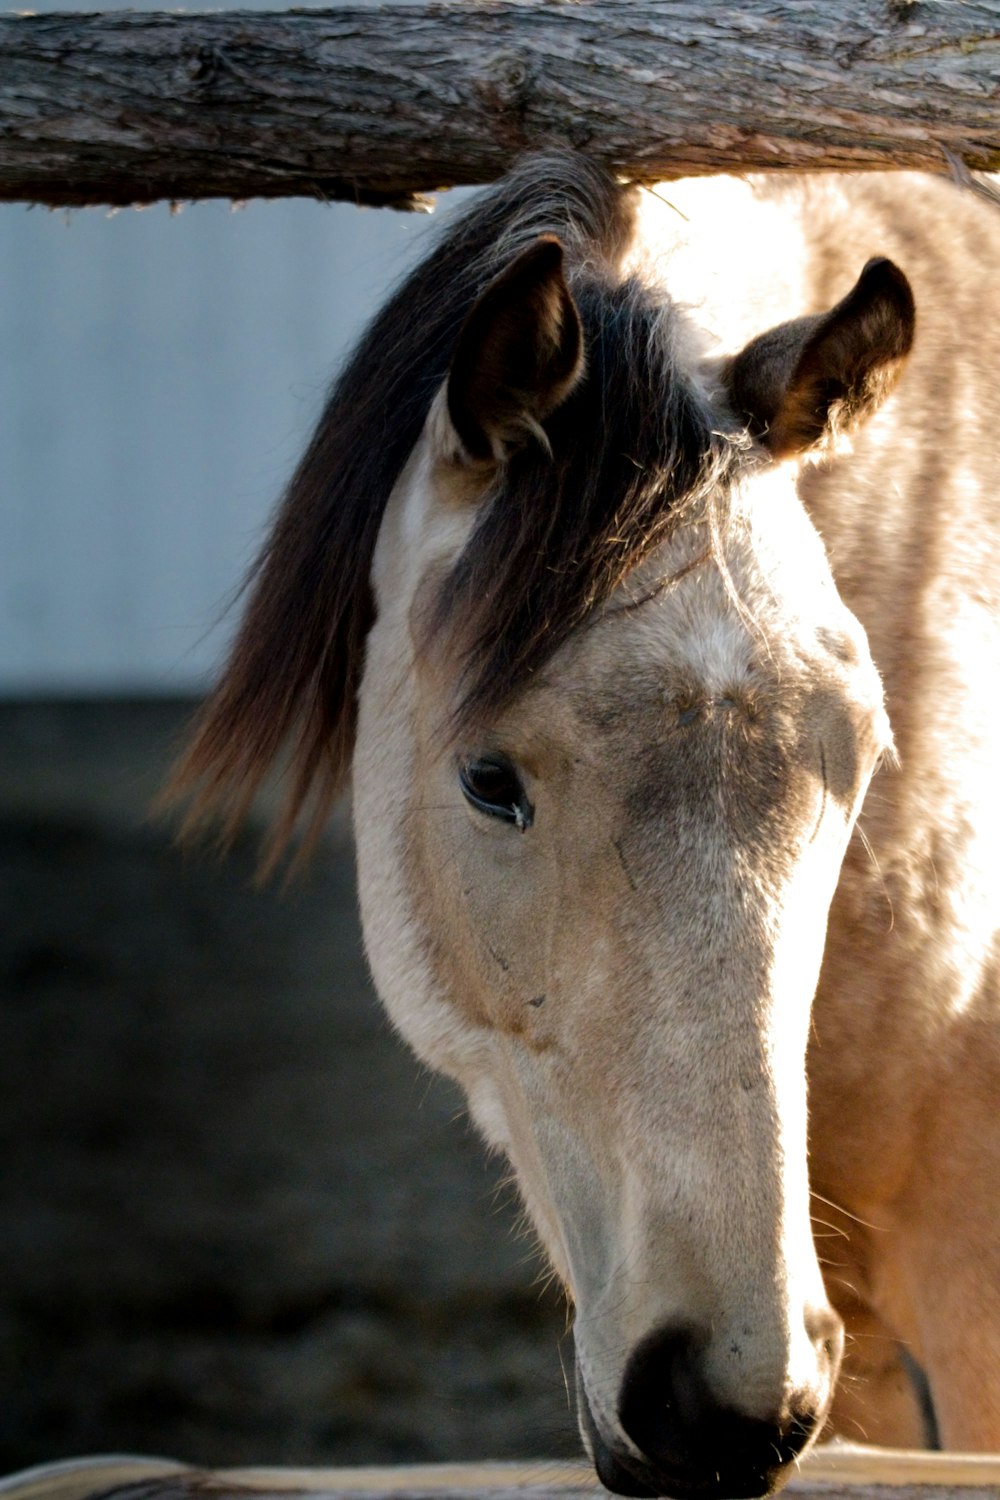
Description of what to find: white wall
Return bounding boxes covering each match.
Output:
[1,0,447,694]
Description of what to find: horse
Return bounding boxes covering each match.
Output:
[168,154,1000,1498]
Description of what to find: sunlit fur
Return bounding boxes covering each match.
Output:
[172,158,1000,1489]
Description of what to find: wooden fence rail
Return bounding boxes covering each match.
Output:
[4,1450,1000,1500]
[1,2,1000,209]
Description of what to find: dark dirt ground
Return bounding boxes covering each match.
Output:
[0,701,574,1475]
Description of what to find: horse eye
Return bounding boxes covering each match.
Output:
[459,756,533,830]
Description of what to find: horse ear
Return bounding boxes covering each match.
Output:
[727,257,915,459]
[446,234,584,464]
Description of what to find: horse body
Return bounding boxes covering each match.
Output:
[794,178,1000,1451]
[173,158,1000,1494]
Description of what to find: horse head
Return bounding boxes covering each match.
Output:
[170,157,914,1499]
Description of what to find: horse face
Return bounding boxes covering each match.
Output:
[167,162,918,1496]
[353,244,907,1500]
[359,463,886,1500]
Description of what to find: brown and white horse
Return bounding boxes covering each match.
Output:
[170,156,1000,1497]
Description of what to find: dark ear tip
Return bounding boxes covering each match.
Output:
[859,254,911,292]
[858,256,916,325]
[860,255,903,280]
[474,234,568,307]
[525,233,566,270]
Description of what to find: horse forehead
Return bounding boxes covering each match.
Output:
[579,617,754,733]
[552,490,871,720]
[558,560,766,709]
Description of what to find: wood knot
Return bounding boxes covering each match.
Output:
[476,50,532,144]
[181,42,221,86]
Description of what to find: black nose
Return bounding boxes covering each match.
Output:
[623,1324,823,1492]
[581,1320,837,1499]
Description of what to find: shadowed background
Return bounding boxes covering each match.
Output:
[0,702,572,1471]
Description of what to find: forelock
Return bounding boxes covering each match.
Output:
[432,275,744,733]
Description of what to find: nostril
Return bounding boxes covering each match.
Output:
[806,1303,844,1345]
[805,1303,845,1379]
[618,1322,707,1460]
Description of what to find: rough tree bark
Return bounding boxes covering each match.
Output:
[1,1,999,210]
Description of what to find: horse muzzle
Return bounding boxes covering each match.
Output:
[576,1315,844,1499]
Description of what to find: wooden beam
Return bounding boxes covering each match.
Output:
[4,1450,1000,1500]
[1,2,1000,209]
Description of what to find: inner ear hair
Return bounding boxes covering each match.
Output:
[447,235,584,465]
[728,257,916,460]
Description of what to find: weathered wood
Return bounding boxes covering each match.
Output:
[4,1451,1000,1500]
[1,2,1000,209]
